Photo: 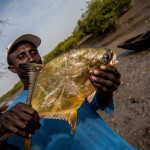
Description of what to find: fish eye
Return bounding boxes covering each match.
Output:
[104,54,110,61]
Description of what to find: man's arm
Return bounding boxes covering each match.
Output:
[90,65,121,108]
[0,102,41,147]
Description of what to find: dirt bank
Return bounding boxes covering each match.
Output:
[78,0,150,149]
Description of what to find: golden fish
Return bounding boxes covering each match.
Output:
[19,48,117,135]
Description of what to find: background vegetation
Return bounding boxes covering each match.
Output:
[0,81,23,102]
[43,0,131,63]
[0,0,131,102]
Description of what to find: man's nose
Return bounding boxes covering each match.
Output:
[26,54,35,63]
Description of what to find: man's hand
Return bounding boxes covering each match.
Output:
[89,65,121,107]
[0,102,41,140]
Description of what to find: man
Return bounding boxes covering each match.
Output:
[0,34,135,150]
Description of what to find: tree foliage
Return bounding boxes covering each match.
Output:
[0,81,23,102]
[43,0,131,63]
[77,0,131,34]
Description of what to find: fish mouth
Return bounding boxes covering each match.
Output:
[110,52,118,66]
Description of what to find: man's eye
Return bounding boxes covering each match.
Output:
[31,51,37,56]
[18,55,24,60]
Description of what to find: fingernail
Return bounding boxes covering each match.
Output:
[92,70,96,74]
[93,70,99,74]
[100,66,106,69]
[91,76,95,80]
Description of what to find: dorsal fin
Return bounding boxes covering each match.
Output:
[19,63,44,105]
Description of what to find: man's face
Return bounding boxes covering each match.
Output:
[8,42,42,79]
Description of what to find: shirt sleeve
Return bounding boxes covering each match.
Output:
[6,90,28,111]
[89,92,114,114]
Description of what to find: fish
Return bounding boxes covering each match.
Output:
[19,48,117,135]
[19,47,117,150]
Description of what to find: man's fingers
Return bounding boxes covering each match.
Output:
[92,69,115,81]
[4,111,38,135]
[3,123,29,137]
[93,82,118,93]
[7,115,27,130]
[11,103,41,130]
[11,107,32,122]
[15,102,37,116]
[92,83,108,93]
[90,75,113,88]
[90,75,118,92]
[1,103,41,136]
[100,65,121,78]
[92,68,120,85]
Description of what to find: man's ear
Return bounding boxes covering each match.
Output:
[8,65,17,73]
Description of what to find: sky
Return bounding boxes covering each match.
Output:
[0,0,88,97]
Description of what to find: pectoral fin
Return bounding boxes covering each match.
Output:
[87,91,96,103]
